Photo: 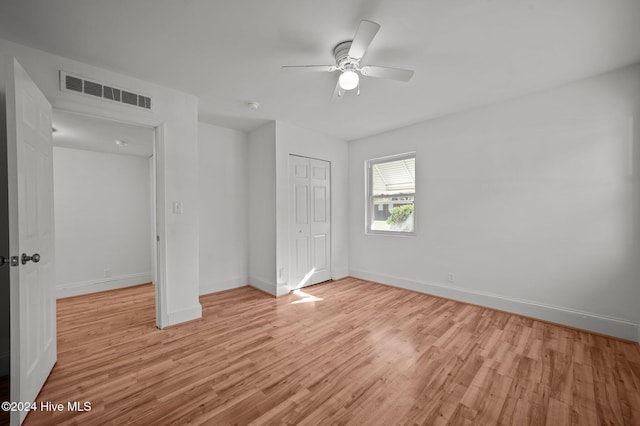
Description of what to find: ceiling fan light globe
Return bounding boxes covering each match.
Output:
[338,70,359,91]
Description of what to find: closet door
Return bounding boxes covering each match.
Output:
[289,155,331,289]
[309,158,330,284]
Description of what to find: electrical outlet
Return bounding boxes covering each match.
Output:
[104,268,111,278]
[447,272,455,283]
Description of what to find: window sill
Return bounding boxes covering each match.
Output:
[365,230,416,237]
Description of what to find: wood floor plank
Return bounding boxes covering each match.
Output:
[20,278,640,425]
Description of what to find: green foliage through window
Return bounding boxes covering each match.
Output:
[386,204,414,225]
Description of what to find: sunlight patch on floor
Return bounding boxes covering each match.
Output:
[291,289,323,304]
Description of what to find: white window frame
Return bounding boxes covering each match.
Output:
[365,152,416,236]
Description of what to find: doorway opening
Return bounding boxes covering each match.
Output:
[51,109,159,316]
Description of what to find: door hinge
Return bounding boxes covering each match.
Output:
[156,235,160,242]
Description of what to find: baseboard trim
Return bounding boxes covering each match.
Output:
[199,276,248,296]
[350,269,640,343]
[276,282,290,297]
[56,272,153,299]
[165,303,202,327]
[249,276,276,296]
[332,268,349,281]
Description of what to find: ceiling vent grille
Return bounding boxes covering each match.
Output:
[65,75,83,92]
[122,90,138,106]
[83,80,103,97]
[60,71,153,111]
[103,86,121,101]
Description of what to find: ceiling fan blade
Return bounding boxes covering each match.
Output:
[348,20,380,59]
[281,65,337,72]
[360,65,414,82]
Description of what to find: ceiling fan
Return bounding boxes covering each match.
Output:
[282,20,414,99]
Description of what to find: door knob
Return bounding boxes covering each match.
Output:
[21,253,40,265]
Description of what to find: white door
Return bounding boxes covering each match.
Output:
[309,158,331,284]
[2,57,56,425]
[289,155,331,289]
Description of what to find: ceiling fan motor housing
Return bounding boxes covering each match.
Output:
[334,41,357,69]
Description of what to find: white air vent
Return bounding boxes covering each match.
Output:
[60,71,153,111]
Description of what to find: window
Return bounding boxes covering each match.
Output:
[366,153,415,235]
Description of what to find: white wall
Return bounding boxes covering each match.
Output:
[275,121,349,295]
[198,122,249,294]
[248,122,277,294]
[349,64,640,341]
[0,39,201,327]
[53,147,152,297]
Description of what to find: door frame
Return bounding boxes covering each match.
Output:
[52,106,168,328]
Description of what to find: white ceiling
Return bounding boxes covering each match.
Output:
[53,110,154,157]
[1,0,639,141]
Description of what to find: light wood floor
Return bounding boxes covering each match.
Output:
[23,277,640,425]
